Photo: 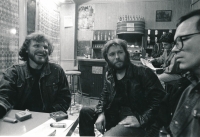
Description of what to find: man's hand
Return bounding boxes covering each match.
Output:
[118,116,140,127]
[95,112,106,134]
[148,58,155,63]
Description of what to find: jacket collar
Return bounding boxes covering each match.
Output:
[186,71,199,85]
[107,62,134,82]
[24,61,51,79]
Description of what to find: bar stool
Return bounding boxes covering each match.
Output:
[65,70,83,114]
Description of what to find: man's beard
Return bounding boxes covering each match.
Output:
[28,51,48,65]
[107,55,130,70]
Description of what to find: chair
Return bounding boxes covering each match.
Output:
[65,70,83,114]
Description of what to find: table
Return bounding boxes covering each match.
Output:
[0,109,79,136]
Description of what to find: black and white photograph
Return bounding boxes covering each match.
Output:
[0,0,200,137]
[156,10,172,22]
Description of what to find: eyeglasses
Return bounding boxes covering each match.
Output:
[174,32,200,50]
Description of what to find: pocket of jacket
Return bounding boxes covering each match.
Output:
[17,79,25,97]
[46,79,59,94]
[45,79,59,103]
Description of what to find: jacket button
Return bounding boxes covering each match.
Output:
[185,105,189,109]
[171,113,173,115]
[175,121,178,125]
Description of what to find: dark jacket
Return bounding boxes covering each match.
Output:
[95,63,165,128]
[147,74,200,137]
[0,62,71,115]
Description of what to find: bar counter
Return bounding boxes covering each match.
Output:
[78,58,142,65]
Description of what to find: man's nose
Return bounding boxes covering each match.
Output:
[115,53,119,59]
[172,45,179,53]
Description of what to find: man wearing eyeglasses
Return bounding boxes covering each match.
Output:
[147,9,200,137]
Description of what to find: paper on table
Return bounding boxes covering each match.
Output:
[140,58,163,71]
[22,118,74,137]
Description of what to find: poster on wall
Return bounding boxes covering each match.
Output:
[78,5,95,30]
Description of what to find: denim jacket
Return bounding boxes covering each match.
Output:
[147,73,200,137]
[95,63,165,128]
[0,62,71,113]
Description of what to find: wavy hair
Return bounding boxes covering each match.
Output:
[19,32,53,61]
[102,38,130,63]
[159,32,174,44]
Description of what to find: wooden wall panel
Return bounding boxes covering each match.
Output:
[77,0,191,39]
[95,4,107,30]
[174,0,191,20]
[191,0,200,10]
[105,3,118,30]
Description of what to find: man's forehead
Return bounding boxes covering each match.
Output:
[162,42,170,44]
[31,40,48,45]
[174,15,200,39]
[108,44,123,51]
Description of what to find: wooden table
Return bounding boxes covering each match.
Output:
[0,109,79,136]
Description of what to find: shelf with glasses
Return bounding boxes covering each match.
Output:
[145,29,176,56]
[92,40,107,59]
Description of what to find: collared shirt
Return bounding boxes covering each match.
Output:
[170,75,200,137]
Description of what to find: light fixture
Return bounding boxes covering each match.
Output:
[10,28,17,35]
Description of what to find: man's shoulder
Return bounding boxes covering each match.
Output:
[129,63,154,77]
[6,62,26,70]
[48,62,63,70]
[130,63,149,72]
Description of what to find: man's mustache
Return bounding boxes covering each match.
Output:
[35,51,47,56]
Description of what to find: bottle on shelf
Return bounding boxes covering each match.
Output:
[108,31,111,40]
[104,32,107,41]
[100,32,103,40]
[129,15,132,21]
[93,32,96,40]
[121,15,123,22]
[132,15,135,21]
[97,31,100,40]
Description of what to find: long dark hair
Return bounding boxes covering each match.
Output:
[19,32,53,61]
[102,38,130,63]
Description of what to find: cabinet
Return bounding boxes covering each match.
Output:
[117,20,145,60]
[78,59,106,99]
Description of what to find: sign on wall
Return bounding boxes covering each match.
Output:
[92,66,103,74]
[78,5,95,30]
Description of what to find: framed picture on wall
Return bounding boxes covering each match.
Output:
[156,10,172,22]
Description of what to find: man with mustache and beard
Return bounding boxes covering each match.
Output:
[79,38,165,136]
[0,32,71,118]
